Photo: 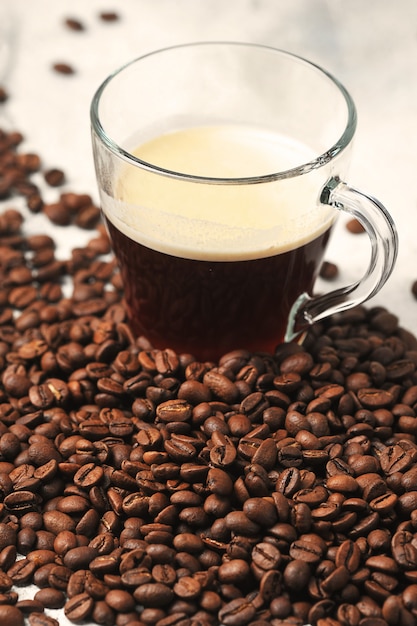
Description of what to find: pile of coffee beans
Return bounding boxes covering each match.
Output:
[2,128,417,626]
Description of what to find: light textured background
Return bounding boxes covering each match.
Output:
[1,1,417,623]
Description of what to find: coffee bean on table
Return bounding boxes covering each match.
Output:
[64,17,85,31]
[320,260,339,280]
[99,11,120,21]
[44,169,65,187]
[52,62,75,75]
[0,605,24,626]
[64,592,94,621]
[346,217,365,233]
[219,597,257,625]
[34,587,66,609]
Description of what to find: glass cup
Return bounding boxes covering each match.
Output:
[90,42,398,362]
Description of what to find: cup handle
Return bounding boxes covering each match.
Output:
[285,175,399,342]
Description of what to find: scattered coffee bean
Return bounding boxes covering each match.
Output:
[44,168,65,187]
[64,17,85,31]
[52,62,75,75]
[320,260,339,280]
[99,11,120,21]
[29,614,59,626]
[346,217,366,233]
[0,86,8,102]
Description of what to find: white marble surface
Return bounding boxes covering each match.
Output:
[1,0,417,624]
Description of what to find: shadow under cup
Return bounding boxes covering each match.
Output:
[90,43,398,362]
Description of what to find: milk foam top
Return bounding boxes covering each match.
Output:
[101,125,335,261]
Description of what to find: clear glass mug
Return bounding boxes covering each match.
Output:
[90,42,398,362]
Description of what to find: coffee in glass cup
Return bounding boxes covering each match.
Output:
[91,43,398,362]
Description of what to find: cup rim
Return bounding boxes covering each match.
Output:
[90,41,357,185]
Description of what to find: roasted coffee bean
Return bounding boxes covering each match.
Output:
[34,587,65,609]
[52,62,75,75]
[0,605,24,626]
[152,563,177,586]
[203,370,239,404]
[243,497,278,527]
[64,592,93,621]
[320,260,339,280]
[0,569,13,592]
[0,86,8,103]
[7,558,37,584]
[64,17,85,31]
[282,559,310,592]
[335,539,361,573]
[44,169,65,187]
[289,536,324,564]
[63,546,98,570]
[120,566,152,588]
[173,575,202,599]
[209,432,237,467]
[99,11,120,21]
[133,583,174,607]
[251,542,281,571]
[218,597,256,625]
[218,559,250,584]
[225,511,261,536]
[105,589,135,612]
[15,598,45,615]
[156,399,193,423]
[392,530,417,569]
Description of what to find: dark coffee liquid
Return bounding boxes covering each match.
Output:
[106,217,332,361]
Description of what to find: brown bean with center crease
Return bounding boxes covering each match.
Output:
[289,537,324,564]
[392,531,417,569]
[164,438,196,462]
[156,399,193,423]
[209,432,237,468]
[152,564,177,586]
[173,575,202,599]
[335,539,361,574]
[218,597,256,626]
[251,542,281,571]
[64,592,94,621]
[121,567,153,587]
[7,558,37,584]
[47,565,72,591]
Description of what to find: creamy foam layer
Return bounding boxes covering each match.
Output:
[101,125,335,261]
